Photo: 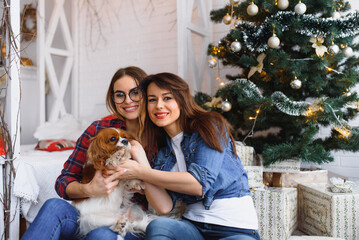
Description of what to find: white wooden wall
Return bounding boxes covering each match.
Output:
[19,0,359,180]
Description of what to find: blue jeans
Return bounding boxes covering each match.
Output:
[145,218,261,240]
[21,198,144,240]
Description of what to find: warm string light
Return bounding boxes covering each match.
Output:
[243,107,261,143]
[216,61,225,86]
[334,127,351,138]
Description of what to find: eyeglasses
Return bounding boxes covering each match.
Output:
[112,87,143,104]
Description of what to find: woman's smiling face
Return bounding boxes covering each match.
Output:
[113,75,143,120]
[147,82,181,138]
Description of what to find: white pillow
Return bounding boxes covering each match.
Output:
[33,114,89,141]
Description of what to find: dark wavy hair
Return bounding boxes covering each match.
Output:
[106,66,147,138]
[140,72,236,154]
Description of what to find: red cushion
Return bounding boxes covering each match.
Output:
[35,139,76,152]
[0,140,6,155]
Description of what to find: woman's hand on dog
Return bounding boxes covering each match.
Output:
[86,170,124,197]
[130,140,151,168]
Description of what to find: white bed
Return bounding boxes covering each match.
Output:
[14,144,72,223]
[14,115,90,224]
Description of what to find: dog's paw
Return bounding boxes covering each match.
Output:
[126,180,145,191]
[110,217,130,237]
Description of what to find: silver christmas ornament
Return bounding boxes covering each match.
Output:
[331,11,341,19]
[343,46,353,57]
[247,3,259,16]
[231,41,242,52]
[268,34,280,48]
[290,79,302,89]
[208,58,217,69]
[222,13,233,25]
[221,101,232,112]
[328,44,340,55]
[230,0,240,6]
[294,2,307,15]
[277,0,289,10]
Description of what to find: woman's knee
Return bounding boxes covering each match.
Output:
[85,227,118,240]
[42,198,72,211]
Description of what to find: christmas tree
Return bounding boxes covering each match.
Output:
[196,0,359,166]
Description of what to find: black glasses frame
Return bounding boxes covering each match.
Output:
[112,87,143,104]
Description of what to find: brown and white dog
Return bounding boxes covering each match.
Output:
[72,128,152,237]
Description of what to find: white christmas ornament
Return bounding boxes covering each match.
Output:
[231,41,242,52]
[230,0,240,6]
[247,3,259,16]
[294,2,307,15]
[221,101,232,112]
[290,79,302,89]
[343,46,353,57]
[208,58,217,69]
[222,13,233,25]
[328,44,340,55]
[268,34,280,48]
[331,11,341,19]
[277,0,289,10]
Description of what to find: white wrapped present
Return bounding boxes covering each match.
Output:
[298,183,359,240]
[251,187,297,240]
[235,142,255,166]
[244,166,263,188]
[263,159,301,173]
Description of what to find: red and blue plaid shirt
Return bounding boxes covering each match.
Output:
[55,117,147,208]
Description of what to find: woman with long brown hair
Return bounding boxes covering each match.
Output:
[116,72,260,239]
[22,66,148,240]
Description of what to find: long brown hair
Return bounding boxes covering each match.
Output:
[106,66,147,138]
[141,72,236,154]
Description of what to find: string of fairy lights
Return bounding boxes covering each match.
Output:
[206,0,358,138]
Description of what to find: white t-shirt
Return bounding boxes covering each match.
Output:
[170,132,258,230]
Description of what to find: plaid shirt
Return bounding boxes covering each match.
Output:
[55,117,147,208]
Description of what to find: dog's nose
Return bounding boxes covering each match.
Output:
[121,139,128,146]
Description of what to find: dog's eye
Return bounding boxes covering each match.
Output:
[110,137,117,142]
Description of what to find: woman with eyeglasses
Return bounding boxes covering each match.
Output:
[21,66,148,240]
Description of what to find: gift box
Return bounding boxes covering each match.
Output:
[251,187,297,240]
[263,159,301,173]
[244,166,263,188]
[235,142,255,166]
[263,168,328,187]
[298,183,359,240]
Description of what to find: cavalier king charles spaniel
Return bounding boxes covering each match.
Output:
[72,127,153,237]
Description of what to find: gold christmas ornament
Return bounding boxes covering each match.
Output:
[222,13,233,25]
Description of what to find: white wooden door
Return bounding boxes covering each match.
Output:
[37,0,78,124]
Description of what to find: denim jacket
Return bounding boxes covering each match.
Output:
[152,131,250,210]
